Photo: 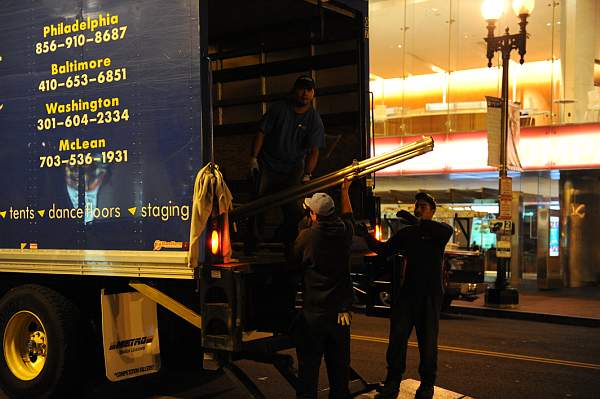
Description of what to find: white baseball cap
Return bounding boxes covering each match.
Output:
[303,192,335,216]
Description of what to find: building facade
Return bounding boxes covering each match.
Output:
[369,0,600,287]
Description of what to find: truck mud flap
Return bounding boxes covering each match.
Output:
[101,289,161,382]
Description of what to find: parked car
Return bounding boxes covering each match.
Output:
[352,248,486,316]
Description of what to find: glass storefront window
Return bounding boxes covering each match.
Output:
[370,0,599,136]
[369,1,600,287]
[373,170,559,278]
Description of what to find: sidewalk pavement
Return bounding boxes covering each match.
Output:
[449,282,600,327]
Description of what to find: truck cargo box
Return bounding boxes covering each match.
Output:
[0,0,369,253]
[0,0,202,251]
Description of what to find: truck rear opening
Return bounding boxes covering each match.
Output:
[206,0,373,246]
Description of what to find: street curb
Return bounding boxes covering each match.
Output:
[448,305,600,328]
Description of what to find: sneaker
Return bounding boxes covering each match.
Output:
[374,380,400,399]
[414,384,434,399]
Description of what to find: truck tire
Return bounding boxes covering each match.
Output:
[0,285,79,399]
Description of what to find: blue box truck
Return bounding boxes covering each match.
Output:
[0,1,381,397]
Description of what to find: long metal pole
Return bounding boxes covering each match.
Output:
[308,136,434,190]
[230,137,434,220]
[495,50,511,291]
[500,51,510,179]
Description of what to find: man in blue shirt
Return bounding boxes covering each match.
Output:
[246,75,325,254]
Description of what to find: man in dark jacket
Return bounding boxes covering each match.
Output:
[361,192,452,399]
[290,179,354,399]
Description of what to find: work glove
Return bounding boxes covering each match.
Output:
[249,157,260,176]
[337,312,351,326]
[396,209,419,225]
[301,173,311,184]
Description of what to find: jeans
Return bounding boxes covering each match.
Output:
[294,312,351,399]
[385,295,442,386]
[245,164,304,254]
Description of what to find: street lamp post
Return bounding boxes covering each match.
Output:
[481,0,534,306]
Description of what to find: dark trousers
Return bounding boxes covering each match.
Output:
[245,164,303,254]
[294,313,351,399]
[386,295,442,386]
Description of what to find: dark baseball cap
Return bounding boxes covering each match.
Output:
[415,192,436,209]
[294,75,316,89]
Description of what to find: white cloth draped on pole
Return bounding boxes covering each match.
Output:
[188,163,233,268]
[506,101,522,171]
[486,96,522,171]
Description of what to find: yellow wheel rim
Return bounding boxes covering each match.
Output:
[3,311,47,381]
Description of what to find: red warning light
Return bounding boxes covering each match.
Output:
[374,224,382,241]
[210,230,219,255]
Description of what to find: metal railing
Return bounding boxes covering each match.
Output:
[230,136,434,221]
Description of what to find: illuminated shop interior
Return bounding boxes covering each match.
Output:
[369,0,600,286]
